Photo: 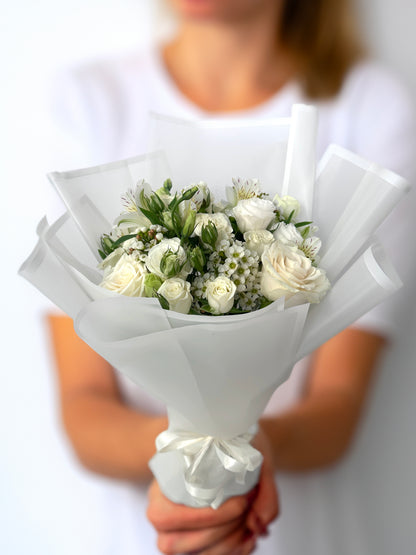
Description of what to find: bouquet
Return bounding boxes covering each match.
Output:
[20,105,409,508]
[96,176,330,315]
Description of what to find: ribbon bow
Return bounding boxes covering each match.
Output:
[155,426,263,509]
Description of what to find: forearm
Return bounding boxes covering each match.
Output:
[260,328,386,472]
[260,390,362,471]
[61,391,167,482]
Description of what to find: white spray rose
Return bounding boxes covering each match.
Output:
[146,238,190,279]
[206,276,236,314]
[184,181,212,211]
[100,253,147,296]
[273,194,300,220]
[273,222,303,246]
[243,230,274,256]
[261,241,330,304]
[158,278,192,314]
[193,213,233,238]
[233,198,276,233]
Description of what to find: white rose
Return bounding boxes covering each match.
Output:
[100,253,147,296]
[233,198,276,233]
[158,278,192,314]
[243,230,274,256]
[273,194,300,220]
[273,222,303,246]
[146,238,190,279]
[206,276,236,314]
[193,213,233,238]
[261,241,330,304]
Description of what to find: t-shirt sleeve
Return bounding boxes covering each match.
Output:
[46,62,117,221]
[342,63,416,337]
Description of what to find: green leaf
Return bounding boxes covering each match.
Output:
[180,186,198,202]
[150,192,165,213]
[294,221,313,228]
[100,235,115,256]
[143,274,163,297]
[189,246,206,274]
[285,209,295,224]
[162,178,172,194]
[199,303,215,314]
[301,225,311,239]
[168,193,179,211]
[182,209,196,240]
[258,296,273,309]
[154,292,170,311]
[201,222,218,250]
[139,207,164,226]
[139,188,150,210]
[228,216,239,234]
[171,207,183,237]
[111,233,138,249]
[98,249,107,260]
[189,307,202,315]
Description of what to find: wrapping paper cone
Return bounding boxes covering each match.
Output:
[19,105,410,507]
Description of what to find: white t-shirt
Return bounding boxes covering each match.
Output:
[51,46,416,555]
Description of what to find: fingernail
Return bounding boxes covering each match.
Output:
[260,527,270,537]
[255,514,269,536]
[243,530,254,543]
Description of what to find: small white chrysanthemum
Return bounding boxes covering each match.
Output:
[224,258,239,274]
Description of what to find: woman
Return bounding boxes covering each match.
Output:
[49,0,416,553]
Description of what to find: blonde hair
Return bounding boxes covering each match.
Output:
[279,0,365,99]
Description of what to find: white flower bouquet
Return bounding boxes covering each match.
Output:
[20,105,409,508]
[96,175,330,316]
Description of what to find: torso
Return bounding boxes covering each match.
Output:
[57,44,416,415]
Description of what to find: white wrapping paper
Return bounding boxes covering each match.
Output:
[19,105,410,508]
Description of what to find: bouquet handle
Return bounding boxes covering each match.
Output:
[149,408,262,509]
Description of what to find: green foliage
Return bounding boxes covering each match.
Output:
[154,291,170,310]
[160,249,185,279]
[189,246,206,274]
[201,222,218,250]
[143,273,163,297]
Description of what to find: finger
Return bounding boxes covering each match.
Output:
[157,516,245,554]
[197,526,257,555]
[246,452,279,535]
[147,480,251,532]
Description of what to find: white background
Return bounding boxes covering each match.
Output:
[1,1,416,553]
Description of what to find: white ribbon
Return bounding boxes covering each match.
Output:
[155,426,263,509]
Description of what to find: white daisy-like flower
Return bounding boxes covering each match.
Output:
[224,258,239,273]
[121,178,151,213]
[226,178,264,206]
[301,236,322,264]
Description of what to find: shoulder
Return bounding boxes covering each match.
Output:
[333,59,416,178]
[340,59,415,117]
[58,47,157,96]
[50,47,160,165]
[52,47,157,123]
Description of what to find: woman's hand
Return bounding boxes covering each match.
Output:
[146,428,279,554]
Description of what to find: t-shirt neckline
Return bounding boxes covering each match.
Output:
[149,45,302,119]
